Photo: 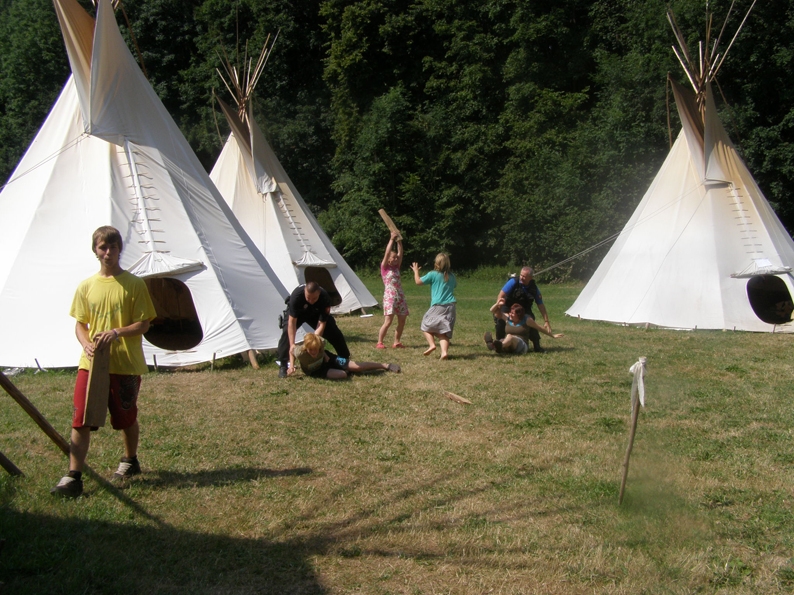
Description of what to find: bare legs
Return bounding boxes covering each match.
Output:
[378,314,394,345]
[379,314,408,346]
[122,420,139,459]
[69,427,91,472]
[422,332,451,359]
[422,331,436,355]
[68,420,139,472]
[438,336,450,359]
[394,315,407,345]
[327,361,400,379]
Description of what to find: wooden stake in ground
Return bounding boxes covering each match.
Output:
[619,356,647,505]
[378,209,402,241]
[84,344,110,427]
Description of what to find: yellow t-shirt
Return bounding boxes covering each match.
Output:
[70,271,157,375]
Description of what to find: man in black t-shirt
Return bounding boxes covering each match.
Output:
[277,281,350,377]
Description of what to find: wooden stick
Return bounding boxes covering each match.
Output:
[84,345,110,427]
[0,451,23,476]
[247,349,260,370]
[619,392,640,504]
[443,390,471,405]
[378,209,402,241]
[0,371,70,456]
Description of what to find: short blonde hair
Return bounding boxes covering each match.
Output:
[303,333,323,354]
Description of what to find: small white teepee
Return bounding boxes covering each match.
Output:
[209,42,378,314]
[567,7,794,332]
[0,0,290,369]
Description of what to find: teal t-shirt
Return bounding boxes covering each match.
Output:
[420,270,457,306]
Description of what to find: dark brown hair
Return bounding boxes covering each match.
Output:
[92,226,123,252]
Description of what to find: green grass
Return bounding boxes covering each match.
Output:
[2,274,794,593]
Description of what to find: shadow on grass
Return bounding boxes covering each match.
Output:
[136,466,313,489]
[0,508,327,594]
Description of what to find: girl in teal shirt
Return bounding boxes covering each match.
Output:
[411,253,457,359]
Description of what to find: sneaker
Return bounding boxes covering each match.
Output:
[278,365,288,378]
[484,332,495,351]
[533,344,545,353]
[113,457,141,480]
[50,475,83,498]
[376,343,386,349]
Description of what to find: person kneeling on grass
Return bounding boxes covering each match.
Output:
[292,333,401,379]
[484,299,563,354]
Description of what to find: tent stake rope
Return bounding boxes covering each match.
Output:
[536,181,706,277]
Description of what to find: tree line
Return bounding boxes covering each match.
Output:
[2,0,793,277]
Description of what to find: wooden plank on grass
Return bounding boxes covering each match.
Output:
[443,390,471,405]
[84,344,110,427]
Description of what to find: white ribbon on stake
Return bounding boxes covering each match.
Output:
[629,356,647,413]
[620,356,647,505]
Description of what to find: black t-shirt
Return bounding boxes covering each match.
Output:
[287,285,331,323]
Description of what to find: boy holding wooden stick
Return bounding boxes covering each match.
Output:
[51,226,156,498]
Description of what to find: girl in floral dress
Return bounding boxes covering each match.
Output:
[377,232,409,348]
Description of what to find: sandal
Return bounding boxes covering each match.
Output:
[392,342,405,348]
[376,343,386,349]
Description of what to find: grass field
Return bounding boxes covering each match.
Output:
[2,271,794,594]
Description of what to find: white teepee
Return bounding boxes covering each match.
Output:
[0,0,290,369]
[209,44,377,314]
[566,8,794,332]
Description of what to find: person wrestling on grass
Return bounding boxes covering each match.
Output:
[292,333,401,379]
[484,299,563,354]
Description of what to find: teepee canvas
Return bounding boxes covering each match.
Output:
[566,9,794,332]
[209,43,377,314]
[0,0,289,369]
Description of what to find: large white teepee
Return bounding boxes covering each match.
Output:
[209,46,377,314]
[566,10,794,332]
[0,0,290,369]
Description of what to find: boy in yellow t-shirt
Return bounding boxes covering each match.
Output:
[51,226,156,498]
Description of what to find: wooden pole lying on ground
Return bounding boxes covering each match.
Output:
[378,209,402,241]
[443,390,472,405]
[0,451,23,476]
[619,356,647,505]
[0,371,70,456]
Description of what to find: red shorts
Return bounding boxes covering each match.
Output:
[72,369,140,430]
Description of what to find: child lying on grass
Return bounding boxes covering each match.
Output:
[292,333,401,379]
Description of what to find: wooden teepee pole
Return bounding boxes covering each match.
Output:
[0,371,70,456]
[0,451,23,476]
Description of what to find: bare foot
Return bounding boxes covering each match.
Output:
[439,353,448,360]
[423,346,436,356]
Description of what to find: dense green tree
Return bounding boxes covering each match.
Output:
[2,0,793,278]
[0,0,71,185]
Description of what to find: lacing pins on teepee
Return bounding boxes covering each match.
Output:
[619,357,647,505]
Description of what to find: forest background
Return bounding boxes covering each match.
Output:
[1,0,793,278]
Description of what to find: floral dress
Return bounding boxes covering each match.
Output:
[381,264,409,316]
